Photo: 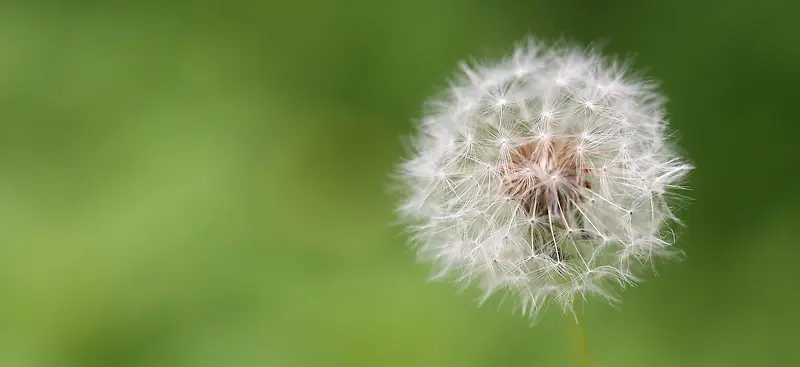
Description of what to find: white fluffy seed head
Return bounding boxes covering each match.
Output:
[394,37,693,319]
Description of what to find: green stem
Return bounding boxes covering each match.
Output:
[568,311,591,367]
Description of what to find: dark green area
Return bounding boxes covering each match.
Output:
[1,1,798,366]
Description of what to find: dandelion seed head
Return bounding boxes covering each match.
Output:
[394,36,692,319]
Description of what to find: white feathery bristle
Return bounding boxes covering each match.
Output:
[394,36,692,320]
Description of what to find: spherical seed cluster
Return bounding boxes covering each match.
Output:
[395,37,692,318]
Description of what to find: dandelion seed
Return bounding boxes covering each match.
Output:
[394,36,692,319]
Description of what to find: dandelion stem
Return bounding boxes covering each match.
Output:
[568,310,591,367]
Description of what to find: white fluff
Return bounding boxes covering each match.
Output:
[394,37,692,319]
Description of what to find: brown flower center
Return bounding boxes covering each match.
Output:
[499,139,591,219]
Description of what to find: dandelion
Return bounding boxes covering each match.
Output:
[395,37,692,319]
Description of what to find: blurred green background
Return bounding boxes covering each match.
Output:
[1,1,799,366]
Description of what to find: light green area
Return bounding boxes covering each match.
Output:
[0,1,798,366]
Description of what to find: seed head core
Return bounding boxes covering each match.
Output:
[500,138,591,221]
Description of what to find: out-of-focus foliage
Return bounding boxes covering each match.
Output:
[0,1,798,366]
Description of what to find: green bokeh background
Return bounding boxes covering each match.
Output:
[1,1,799,366]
